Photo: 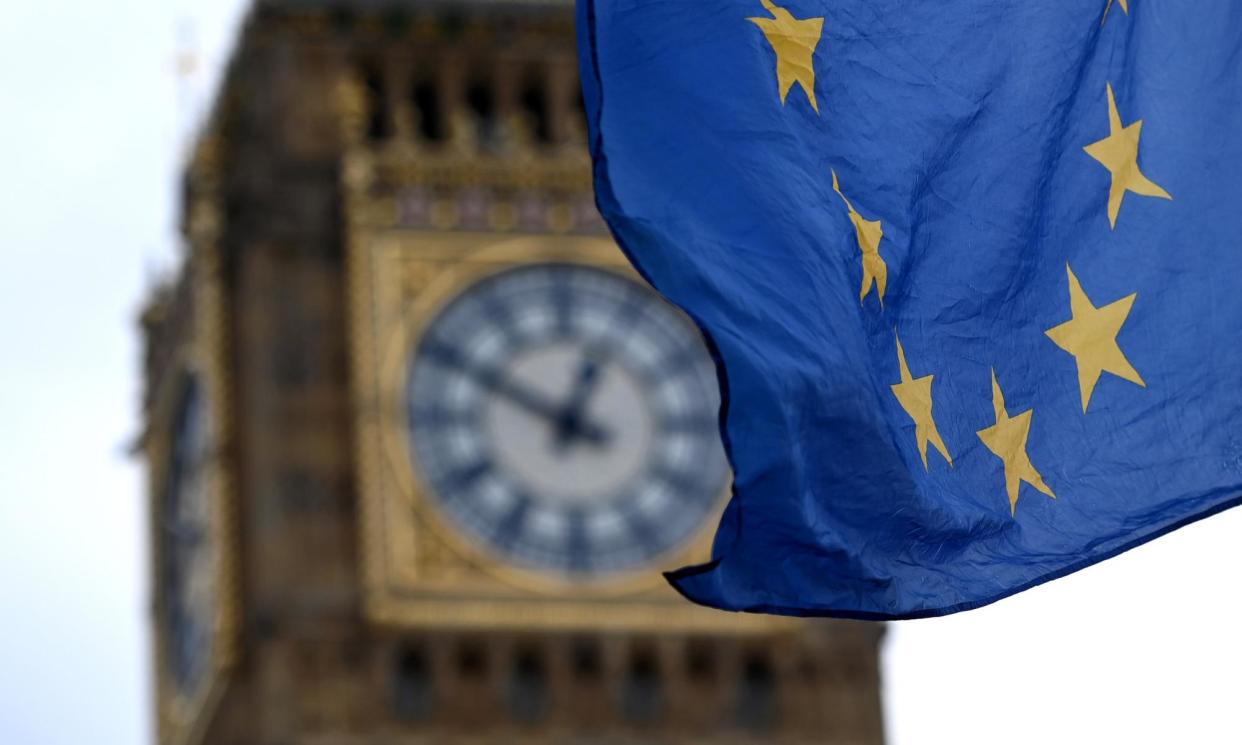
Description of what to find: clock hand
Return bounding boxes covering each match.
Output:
[423,341,565,424]
[494,370,611,447]
[554,350,610,450]
[489,372,564,423]
[423,340,612,446]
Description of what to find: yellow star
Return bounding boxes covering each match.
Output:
[831,170,889,304]
[748,0,825,114]
[1083,83,1171,229]
[1103,0,1129,24]
[891,335,953,470]
[976,370,1056,516]
[1045,265,1145,412]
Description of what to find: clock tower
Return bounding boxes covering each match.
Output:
[141,1,887,744]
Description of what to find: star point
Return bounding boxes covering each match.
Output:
[1083,83,1171,229]
[748,0,825,114]
[1045,264,1145,412]
[976,370,1056,516]
[891,335,953,470]
[832,170,889,304]
[1103,0,1129,24]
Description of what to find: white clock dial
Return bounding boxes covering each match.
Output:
[159,375,215,694]
[405,263,727,577]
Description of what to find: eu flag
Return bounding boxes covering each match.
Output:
[577,0,1242,619]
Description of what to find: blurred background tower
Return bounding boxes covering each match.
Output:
[139,1,885,744]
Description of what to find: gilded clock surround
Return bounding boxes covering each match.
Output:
[349,227,782,631]
[398,239,720,581]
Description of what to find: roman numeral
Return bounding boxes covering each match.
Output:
[492,492,533,550]
[441,458,492,496]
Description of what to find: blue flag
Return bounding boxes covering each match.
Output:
[577,0,1242,619]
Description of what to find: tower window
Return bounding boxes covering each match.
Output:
[465,80,498,148]
[571,639,602,682]
[619,648,663,725]
[735,653,778,731]
[362,67,391,142]
[412,79,445,143]
[507,647,550,723]
[573,87,588,139]
[393,645,435,722]
[456,640,488,680]
[686,640,717,684]
[519,82,553,144]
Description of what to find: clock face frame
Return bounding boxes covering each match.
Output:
[367,237,738,601]
[149,352,238,743]
[402,261,729,580]
[148,219,239,742]
[159,374,216,696]
[355,232,792,631]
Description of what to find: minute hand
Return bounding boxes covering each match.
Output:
[488,372,611,446]
[424,341,610,443]
[488,371,566,424]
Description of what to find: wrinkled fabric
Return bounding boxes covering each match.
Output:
[577,0,1242,619]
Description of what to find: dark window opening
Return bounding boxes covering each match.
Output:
[507,648,550,723]
[456,641,487,680]
[362,67,391,142]
[571,639,603,682]
[735,653,778,731]
[412,79,445,142]
[393,646,435,722]
[619,649,663,725]
[574,87,588,138]
[519,82,552,144]
[465,80,497,148]
[686,641,717,684]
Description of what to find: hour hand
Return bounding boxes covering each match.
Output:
[554,351,608,449]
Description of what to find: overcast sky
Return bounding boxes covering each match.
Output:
[1,2,1239,744]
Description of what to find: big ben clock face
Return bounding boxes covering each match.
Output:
[159,375,216,695]
[404,262,728,577]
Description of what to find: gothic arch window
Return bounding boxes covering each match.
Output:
[465,77,498,148]
[735,652,779,731]
[685,639,717,685]
[455,640,488,681]
[392,644,435,722]
[570,638,603,683]
[507,646,550,723]
[411,78,445,143]
[519,78,553,144]
[361,65,391,142]
[619,647,663,725]
[572,86,588,141]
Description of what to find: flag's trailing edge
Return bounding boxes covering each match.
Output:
[577,0,1242,620]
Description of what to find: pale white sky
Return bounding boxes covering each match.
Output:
[0,2,1239,744]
